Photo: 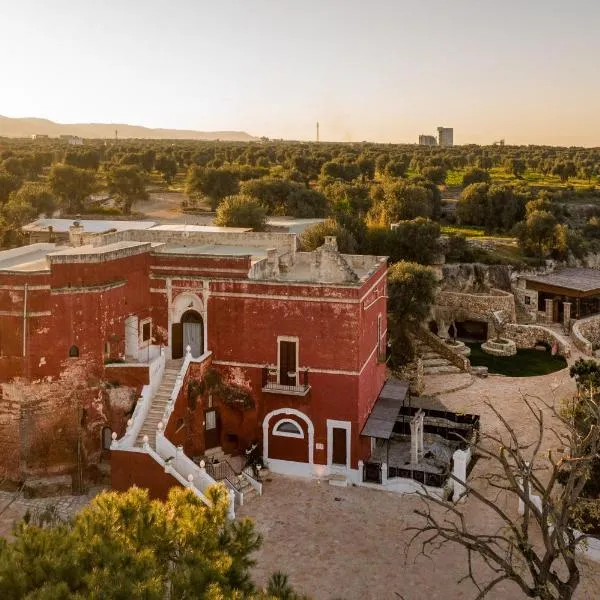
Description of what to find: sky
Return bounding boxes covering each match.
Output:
[1,0,599,146]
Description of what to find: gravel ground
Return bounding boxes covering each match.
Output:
[239,365,600,600]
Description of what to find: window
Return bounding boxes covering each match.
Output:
[377,314,383,355]
[69,345,79,358]
[524,296,531,305]
[139,318,152,347]
[101,427,113,450]
[278,338,298,386]
[273,419,304,438]
[104,341,110,356]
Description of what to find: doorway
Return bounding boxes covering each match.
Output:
[204,409,220,449]
[332,428,347,466]
[172,310,203,359]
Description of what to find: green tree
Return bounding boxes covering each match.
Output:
[155,153,179,184]
[107,165,149,214]
[517,210,559,256]
[552,160,578,182]
[461,167,491,187]
[387,261,437,364]
[9,182,56,216]
[0,171,22,203]
[0,486,278,599]
[214,194,268,230]
[286,187,329,218]
[299,219,357,253]
[186,166,239,210]
[504,157,526,178]
[367,181,434,227]
[48,164,96,214]
[420,166,447,185]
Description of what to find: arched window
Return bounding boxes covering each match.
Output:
[69,345,79,358]
[102,427,113,450]
[273,419,304,438]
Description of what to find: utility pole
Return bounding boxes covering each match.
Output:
[316,121,320,143]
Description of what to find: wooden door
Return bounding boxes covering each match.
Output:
[279,340,297,386]
[171,323,183,359]
[204,410,220,449]
[332,428,347,466]
[183,321,202,357]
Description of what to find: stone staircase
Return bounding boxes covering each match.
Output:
[204,447,261,503]
[414,340,463,375]
[136,366,180,447]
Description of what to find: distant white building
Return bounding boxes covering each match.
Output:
[418,135,437,146]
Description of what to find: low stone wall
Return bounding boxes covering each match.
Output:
[504,323,571,357]
[433,288,516,338]
[413,326,470,372]
[571,314,600,355]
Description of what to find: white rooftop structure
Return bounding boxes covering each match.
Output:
[150,224,251,233]
[22,219,156,234]
[0,243,58,272]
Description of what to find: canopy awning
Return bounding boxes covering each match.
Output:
[361,379,409,440]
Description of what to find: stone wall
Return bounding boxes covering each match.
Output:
[413,326,471,372]
[433,288,516,338]
[571,315,600,355]
[504,323,570,357]
[440,263,512,292]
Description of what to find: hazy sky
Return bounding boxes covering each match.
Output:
[1,0,599,145]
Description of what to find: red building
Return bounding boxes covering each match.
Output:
[0,224,387,499]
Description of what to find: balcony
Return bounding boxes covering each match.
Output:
[262,366,310,396]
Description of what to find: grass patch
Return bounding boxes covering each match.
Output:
[467,343,567,377]
[441,225,486,237]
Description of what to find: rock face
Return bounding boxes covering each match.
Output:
[441,263,512,292]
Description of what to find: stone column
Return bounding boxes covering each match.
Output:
[544,299,553,322]
[563,302,571,328]
[452,449,468,502]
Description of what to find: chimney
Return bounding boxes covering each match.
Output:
[69,221,85,246]
[266,248,280,278]
[323,236,338,251]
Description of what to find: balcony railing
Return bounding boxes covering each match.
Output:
[262,366,310,396]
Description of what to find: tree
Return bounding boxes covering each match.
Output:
[387,261,437,364]
[408,391,600,600]
[367,181,434,227]
[552,161,578,183]
[517,210,559,256]
[0,171,22,203]
[299,219,357,253]
[48,164,96,214]
[186,166,239,210]
[462,168,491,188]
[107,165,148,214]
[0,486,285,599]
[214,194,267,231]
[9,182,56,217]
[155,153,179,184]
[505,157,526,178]
[286,187,328,218]
[420,166,447,185]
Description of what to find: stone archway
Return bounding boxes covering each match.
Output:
[170,292,205,359]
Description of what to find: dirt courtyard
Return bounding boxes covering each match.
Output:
[238,367,600,600]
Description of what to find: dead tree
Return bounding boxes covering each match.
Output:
[407,394,600,600]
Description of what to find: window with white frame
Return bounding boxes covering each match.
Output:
[273,419,304,438]
[377,314,383,355]
[139,318,152,347]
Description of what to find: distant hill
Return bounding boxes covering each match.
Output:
[0,115,258,142]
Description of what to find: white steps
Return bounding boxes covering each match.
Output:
[328,474,348,487]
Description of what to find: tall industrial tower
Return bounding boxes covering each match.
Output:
[316,121,320,143]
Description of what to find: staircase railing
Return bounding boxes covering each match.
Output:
[112,348,166,449]
[205,459,245,506]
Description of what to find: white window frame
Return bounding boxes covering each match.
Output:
[139,317,152,349]
[377,313,383,355]
[277,335,299,383]
[272,418,304,439]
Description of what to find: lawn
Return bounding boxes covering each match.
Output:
[467,343,567,377]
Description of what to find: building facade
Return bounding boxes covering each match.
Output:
[0,227,388,491]
[418,134,437,146]
[437,127,454,147]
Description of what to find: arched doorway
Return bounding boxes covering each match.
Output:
[171,310,204,359]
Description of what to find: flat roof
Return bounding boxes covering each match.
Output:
[48,241,149,259]
[0,243,57,272]
[524,268,600,293]
[157,244,268,261]
[150,224,251,233]
[266,217,325,234]
[22,218,156,233]
[361,379,409,440]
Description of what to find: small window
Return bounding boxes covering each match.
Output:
[69,345,79,357]
[524,296,531,305]
[142,321,151,342]
[102,427,113,450]
[104,341,110,356]
[273,419,304,438]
